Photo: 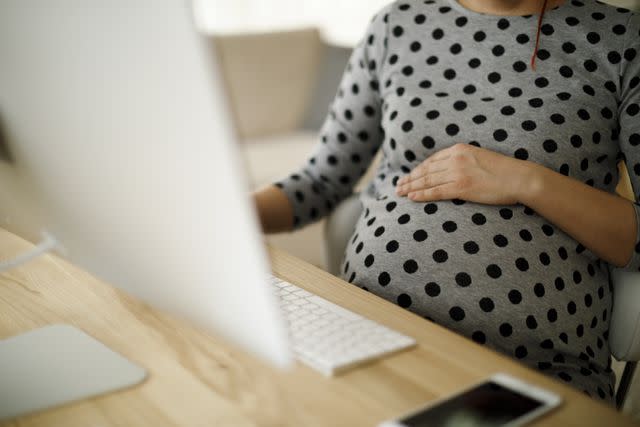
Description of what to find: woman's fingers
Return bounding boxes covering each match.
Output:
[396,169,451,196]
[397,156,449,186]
[408,182,458,202]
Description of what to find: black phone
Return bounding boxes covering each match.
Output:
[379,373,562,427]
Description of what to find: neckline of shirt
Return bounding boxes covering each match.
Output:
[443,0,571,19]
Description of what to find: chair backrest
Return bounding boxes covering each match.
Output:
[610,161,640,362]
[609,268,640,361]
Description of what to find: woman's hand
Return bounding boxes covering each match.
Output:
[395,143,537,205]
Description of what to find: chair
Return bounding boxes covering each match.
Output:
[609,269,640,409]
[324,190,640,410]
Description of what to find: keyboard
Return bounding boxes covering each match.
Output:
[268,275,416,376]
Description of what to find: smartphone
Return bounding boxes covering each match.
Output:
[379,373,562,427]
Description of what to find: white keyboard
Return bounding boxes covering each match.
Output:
[268,275,416,376]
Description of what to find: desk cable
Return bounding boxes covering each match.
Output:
[0,231,59,273]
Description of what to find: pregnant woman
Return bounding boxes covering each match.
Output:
[253,0,640,403]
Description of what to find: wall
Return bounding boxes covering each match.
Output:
[193,0,392,46]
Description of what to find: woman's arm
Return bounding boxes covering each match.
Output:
[518,162,637,268]
[255,4,391,234]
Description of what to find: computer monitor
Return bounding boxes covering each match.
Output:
[0,0,292,369]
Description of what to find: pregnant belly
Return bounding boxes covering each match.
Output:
[341,194,589,291]
[341,192,611,365]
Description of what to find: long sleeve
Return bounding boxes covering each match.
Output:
[274,5,391,230]
[616,12,640,272]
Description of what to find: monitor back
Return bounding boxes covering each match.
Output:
[0,0,292,369]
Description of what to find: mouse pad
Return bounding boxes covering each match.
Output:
[0,324,147,421]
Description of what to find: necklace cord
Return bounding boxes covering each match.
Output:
[531,0,550,71]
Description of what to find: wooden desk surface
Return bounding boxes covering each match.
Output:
[0,228,635,427]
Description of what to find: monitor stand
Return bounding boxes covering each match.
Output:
[0,324,147,421]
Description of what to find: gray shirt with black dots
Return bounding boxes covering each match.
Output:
[275,0,640,403]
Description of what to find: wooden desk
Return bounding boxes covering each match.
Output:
[0,228,634,426]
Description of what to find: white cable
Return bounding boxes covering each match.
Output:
[0,231,59,273]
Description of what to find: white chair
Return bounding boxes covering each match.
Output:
[609,268,640,409]
[324,192,640,410]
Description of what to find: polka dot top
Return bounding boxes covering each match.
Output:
[275,0,640,403]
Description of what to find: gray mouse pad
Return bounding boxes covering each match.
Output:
[0,324,147,421]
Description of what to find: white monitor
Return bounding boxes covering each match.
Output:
[0,0,292,369]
